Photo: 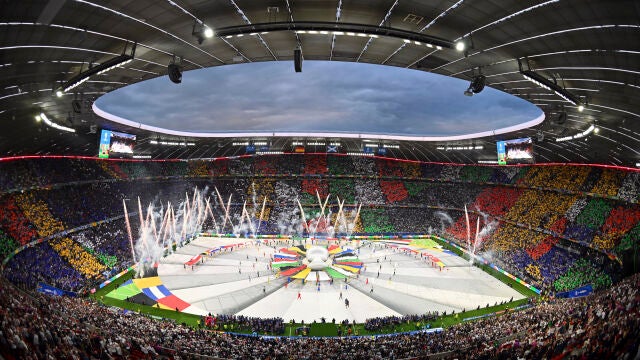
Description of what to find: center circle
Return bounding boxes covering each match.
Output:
[306,246,329,270]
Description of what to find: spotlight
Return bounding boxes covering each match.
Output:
[72,99,82,113]
[556,111,567,125]
[578,104,584,112]
[168,63,182,84]
[594,127,599,134]
[56,90,63,97]
[294,47,303,73]
[470,75,486,94]
[455,41,465,52]
[35,115,41,122]
[192,21,213,44]
[463,75,486,96]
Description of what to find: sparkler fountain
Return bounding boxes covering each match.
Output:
[463,204,498,265]
[123,187,220,277]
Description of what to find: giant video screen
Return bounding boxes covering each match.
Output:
[497,137,534,165]
[98,129,136,159]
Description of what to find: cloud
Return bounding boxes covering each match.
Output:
[95,61,542,136]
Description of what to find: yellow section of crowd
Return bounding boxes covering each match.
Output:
[49,237,106,278]
[14,193,65,237]
[520,166,591,192]
[14,192,106,279]
[590,169,625,197]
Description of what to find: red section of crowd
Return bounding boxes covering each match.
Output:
[0,195,38,245]
[302,155,329,198]
[379,180,408,203]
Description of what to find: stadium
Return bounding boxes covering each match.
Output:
[0,1,639,359]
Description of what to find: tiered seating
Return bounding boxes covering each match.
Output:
[254,157,278,175]
[421,163,443,178]
[404,181,429,198]
[589,168,625,197]
[0,159,39,190]
[447,186,522,241]
[0,155,638,297]
[491,224,547,252]
[14,192,66,237]
[487,166,523,184]
[187,160,209,177]
[398,161,421,178]
[0,229,17,261]
[70,220,133,272]
[519,165,590,191]
[355,179,385,205]
[276,154,303,174]
[527,236,558,260]
[459,165,494,182]
[301,154,328,199]
[617,172,640,202]
[438,165,462,181]
[360,208,395,233]
[162,161,188,176]
[327,154,356,175]
[329,179,355,203]
[553,258,612,291]
[591,205,640,250]
[14,191,107,281]
[376,159,408,203]
[351,156,377,175]
[616,223,639,253]
[379,180,408,203]
[228,158,253,175]
[208,158,229,176]
[0,195,38,244]
[574,198,611,232]
[119,161,152,178]
[4,242,85,290]
[502,190,576,230]
[49,237,107,279]
[99,161,127,179]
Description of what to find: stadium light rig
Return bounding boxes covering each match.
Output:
[59,43,136,94]
[36,113,75,133]
[520,69,581,107]
[555,124,597,142]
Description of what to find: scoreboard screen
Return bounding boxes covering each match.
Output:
[497,137,534,165]
[98,129,136,158]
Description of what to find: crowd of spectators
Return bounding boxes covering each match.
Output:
[364,313,439,331]
[553,258,613,292]
[0,229,18,261]
[0,195,38,245]
[4,242,85,291]
[1,271,637,359]
[618,171,640,202]
[212,314,285,334]
[0,155,638,304]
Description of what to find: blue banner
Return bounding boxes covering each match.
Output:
[37,282,77,297]
[556,284,593,299]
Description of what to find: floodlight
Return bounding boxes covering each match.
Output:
[455,41,465,51]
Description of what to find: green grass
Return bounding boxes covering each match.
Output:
[409,237,440,248]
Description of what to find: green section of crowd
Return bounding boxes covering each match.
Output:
[553,258,612,292]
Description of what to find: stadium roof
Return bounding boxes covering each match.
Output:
[0,0,638,165]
